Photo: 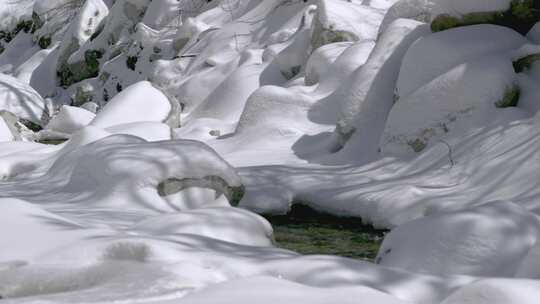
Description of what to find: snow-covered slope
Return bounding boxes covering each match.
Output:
[2,0,540,303]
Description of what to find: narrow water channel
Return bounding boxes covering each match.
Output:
[264,204,388,261]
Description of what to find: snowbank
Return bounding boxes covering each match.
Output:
[90,81,178,128]
[376,201,540,277]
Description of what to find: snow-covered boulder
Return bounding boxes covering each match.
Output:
[383,55,517,155]
[51,134,245,210]
[527,22,540,43]
[45,105,95,134]
[106,122,172,142]
[396,24,525,99]
[382,25,525,155]
[132,207,274,247]
[263,5,317,80]
[305,42,352,86]
[376,201,540,277]
[432,0,513,16]
[430,0,539,34]
[379,0,435,35]
[332,19,430,156]
[311,0,384,50]
[0,73,48,125]
[90,81,180,129]
[142,0,183,29]
[441,278,540,304]
[55,0,109,87]
[0,0,34,33]
[0,114,15,142]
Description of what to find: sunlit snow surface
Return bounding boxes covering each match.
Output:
[1,0,540,303]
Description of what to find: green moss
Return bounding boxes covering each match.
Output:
[73,86,93,106]
[37,138,68,145]
[19,118,42,132]
[58,49,104,87]
[408,138,427,153]
[431,0,540,34]
[90,23,104,41]
[229,185,245,206]
[38,35,51,49]
[431,14,462,32]
[513,53,540,73]
[103,88,110,102]
[126,56,138,70]
[265,204,386,261]
[14,19,34,34]
[31,12,43,33]
[495,85,521,108]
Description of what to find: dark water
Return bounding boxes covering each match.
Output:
[264,204,387,261]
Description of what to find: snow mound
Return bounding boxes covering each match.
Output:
[51,135,244,210]
[396,24,525,99]
[90,81,178,129]
[45,105,95,134]
[133,207,274,247]
[441,278,540,304]
[334,19,430,157]
[376,201,540,277]
[379,0,435,35]
[311,0,384,50]
[432,0,512,17]
[382,54,517,155]
[175,276,410,304]
[0,73,47,125]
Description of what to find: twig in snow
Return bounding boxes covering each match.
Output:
[440,139,455,168]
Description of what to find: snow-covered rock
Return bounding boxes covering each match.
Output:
[333,19,430,157]
[441,278,540,304]
[0,73,47,125]
[396,24,525,99]
[105,122,172,142]
[311,0,384,50]
[90,81,179,128]
[382,54,517,155]
[381,24,526,155]
[132,207,274,247]
[376,201,540,277]
[0,114,15,142]
[432,0,513,17]
[45,105,95,134]
[379,0,435,35]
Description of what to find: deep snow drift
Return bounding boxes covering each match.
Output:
[1,0,540,303]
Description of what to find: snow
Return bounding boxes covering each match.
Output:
[172,276,411,304]
[0,0,34,31]
[396,24,526,99]
[90,81,174,128]
[0,115,14,142]
[527,22,540,44]
[441,278,540,304]
[335,18,430,160]
[1,0,540,302]
[376,201,539,277]
[0,72,47,125]
[45,105,95,134]
[432,0,513,17]
[383,53,518,155]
